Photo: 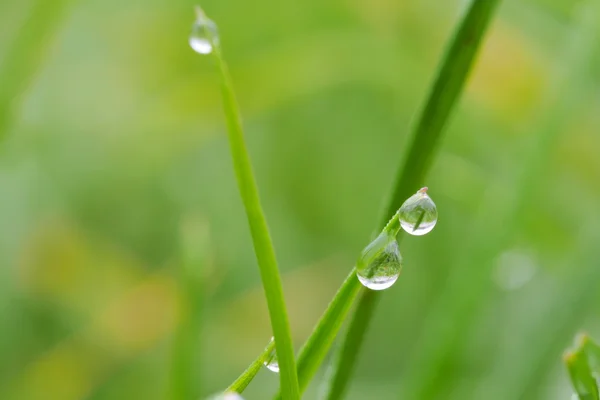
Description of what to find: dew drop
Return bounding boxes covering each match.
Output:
[206,392,244,400]
[356,232,403,290]
[264,340,279,373]
[189,14,219,54]
[399,187,438,236]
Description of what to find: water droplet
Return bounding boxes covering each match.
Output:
[399,187,438,236]
[356,232,403,290]
[264,340,279,373]
[206,392,244,400]
[189,15,219,54]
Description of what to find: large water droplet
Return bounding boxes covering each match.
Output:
[189,15,219,54]
[356,232,403,290]
[264,339,279,373]
[399,187,438,236]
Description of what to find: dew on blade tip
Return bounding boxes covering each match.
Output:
[189,9,219,54]
[398,187,438,236]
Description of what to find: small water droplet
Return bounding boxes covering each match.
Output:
[399,187,438,236]
[356,232,403,290]
[206,392,244,400]
[264,339,279,373]
[189,15,219,54]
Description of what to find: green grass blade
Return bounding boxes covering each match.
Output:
[565,345,599,400]
[226,340,276,394]
[197,8,300,399]
[583,336,600,373]
[0,0,70,139]
[379,0,502,224]
[405,3,600,398]
[322,1,502,398]
[320,290,379,400]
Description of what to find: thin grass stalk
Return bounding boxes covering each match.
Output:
[226,340,276,394]
[197,7,300,399]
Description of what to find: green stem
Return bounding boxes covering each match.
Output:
[322,1,502,398]
[583,336,600,372]
[226,340,276,394]
[197,7,300,399]
[565,342,599,400]
[320,289,380,400]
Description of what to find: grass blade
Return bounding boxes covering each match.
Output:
[583,335,600,373]
[402,3,600,398]
[379,0,502,224]
[565,337,599,400]
[322,1,502,398]
[320,289,379,400]
[197,7,300,399]
[226,340,276,394]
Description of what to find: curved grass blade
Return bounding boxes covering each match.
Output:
[405,3,600,398]
[565,338,599,400]
[582,335,600,373]
[196,7,300,399]
[322,1,502,398]
[226,340,276,394]
[320,289,379,400]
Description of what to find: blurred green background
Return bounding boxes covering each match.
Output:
[1,0,599,399]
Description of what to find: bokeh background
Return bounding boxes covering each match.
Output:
[1,0,599,399]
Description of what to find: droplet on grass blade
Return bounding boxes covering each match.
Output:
[264,353,280,373]
[356,231,403,290]
[206,392,244,400]
[189,11,219,54]
[399,187,438,235]
[264,337,279,373]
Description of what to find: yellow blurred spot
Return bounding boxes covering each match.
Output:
[10,275,179,400]
[16,343,94,400]
[467,22,547,125]
[94,276,179,355]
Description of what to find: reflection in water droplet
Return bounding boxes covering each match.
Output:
[356,232,402,290]
[264,339,279,373]
[399,187,438,236]
[189,16,219,54]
